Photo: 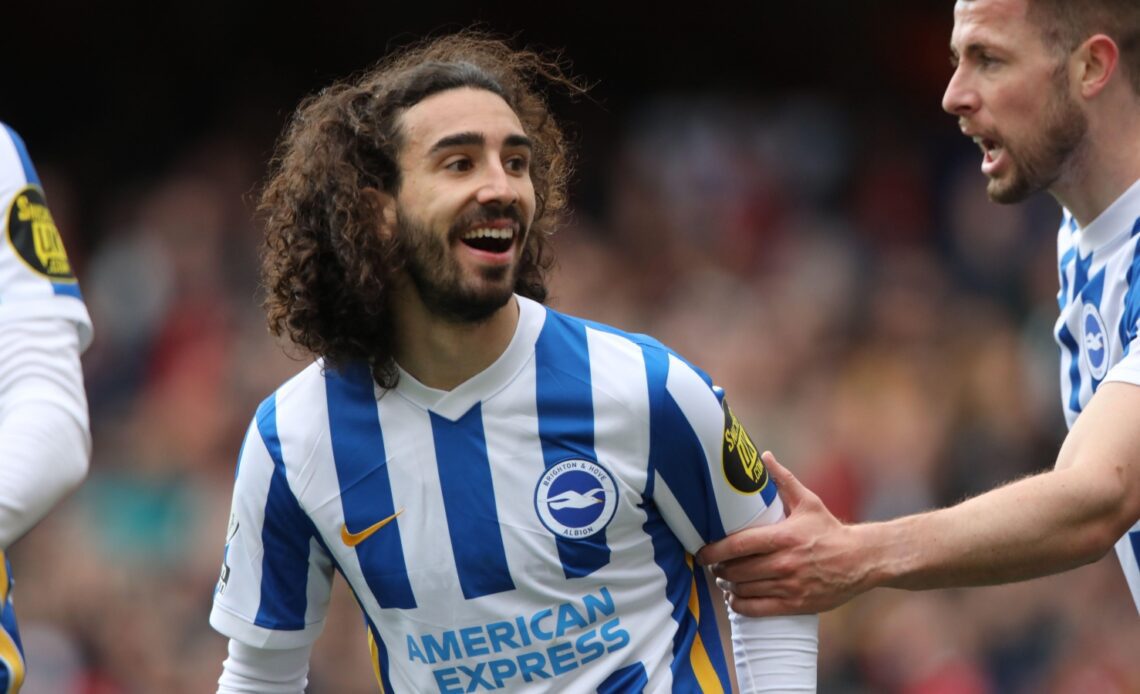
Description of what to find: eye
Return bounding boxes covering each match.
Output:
[504,154,530,174]
[977,52,1001,69]
[444,156,473,172]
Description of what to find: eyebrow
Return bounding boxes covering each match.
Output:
[428,132,533,155]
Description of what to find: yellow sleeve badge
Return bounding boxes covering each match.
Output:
[6,186,76,281]
[722,400,769,494]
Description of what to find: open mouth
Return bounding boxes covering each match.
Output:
[460,227,516,254]
[973,135,1003,163]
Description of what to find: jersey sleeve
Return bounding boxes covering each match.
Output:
[0,123,92,352]
[643,348,782,554]
[210,402,335,650]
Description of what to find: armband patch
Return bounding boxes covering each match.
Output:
[722,400,768,494]
[6,186,76,281]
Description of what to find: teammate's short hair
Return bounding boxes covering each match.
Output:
[1027,0,1140,95]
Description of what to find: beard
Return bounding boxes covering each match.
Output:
[393,203,525,324]
[987,66,1088,204]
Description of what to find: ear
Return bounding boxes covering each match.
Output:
[1073,34,1119,99]
[362,187,398,240]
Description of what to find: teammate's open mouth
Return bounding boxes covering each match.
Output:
[461,227,515,253]
[975,135,1002,162]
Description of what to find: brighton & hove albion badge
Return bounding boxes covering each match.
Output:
[535,459,618,540]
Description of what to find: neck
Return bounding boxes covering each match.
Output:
[1051,91,1140,226]
[390,289,520,391]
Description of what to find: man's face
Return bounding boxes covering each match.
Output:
[391,87,536,323]
[942,0,1088,203]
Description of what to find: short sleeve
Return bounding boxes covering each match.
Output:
[643,348,782,555]
[210,401,335,649]
[0,123,92,351]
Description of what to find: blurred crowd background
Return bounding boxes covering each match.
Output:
[7,1,1140,692]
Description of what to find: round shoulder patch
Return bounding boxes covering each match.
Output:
[534,459,618,540]
[722,399,769,494]
[6,186,76,281]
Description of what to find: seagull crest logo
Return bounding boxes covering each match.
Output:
[1081,304,1109,380]
[535,460,618,540]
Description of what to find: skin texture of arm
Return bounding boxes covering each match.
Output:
[697,381,1140,617]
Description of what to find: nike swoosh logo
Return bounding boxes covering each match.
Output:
[341,509,404,547]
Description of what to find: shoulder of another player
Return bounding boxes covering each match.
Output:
[0,124,36,188]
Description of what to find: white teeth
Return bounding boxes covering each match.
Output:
[972,136,999,154]
[463,227,513,240]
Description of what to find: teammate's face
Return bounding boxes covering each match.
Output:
[942,0,1088,203]
[390,87,536,322]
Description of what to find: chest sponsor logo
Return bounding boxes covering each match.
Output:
[5,187,76,281]
[406,586,631,692]
[1081,303,1109,380]
[534,460,618,540]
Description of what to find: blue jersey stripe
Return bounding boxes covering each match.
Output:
[597,662,648,693]
[643,345,728,543]
[326,363,416,609]
[1057,323,1082,415]
[431,405,516,599]
[254,395,317,630]
[366,618,395,693]
[0,124,39,186]
[690,560,731,689]
[641,503,712,691]
[1120,232,1140,357]
[51,282,82,299]
[534,313,610,578]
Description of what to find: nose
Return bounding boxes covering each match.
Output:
[475,161,520,207]
[942,66,980,117]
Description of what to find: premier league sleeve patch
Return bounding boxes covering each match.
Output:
[722,400,768,494]
[5,186,77,281]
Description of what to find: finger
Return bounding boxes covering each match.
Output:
[716,576,790,599]
[724,593,805,618]
[763,451,809,509]
[709,556,785,583]
[696,525,781,565]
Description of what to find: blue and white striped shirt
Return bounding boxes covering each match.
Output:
[1055,178,1140,612]
[0,123,91,349]
[211,295,784,692]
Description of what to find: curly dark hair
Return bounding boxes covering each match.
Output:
[258,32,584,385]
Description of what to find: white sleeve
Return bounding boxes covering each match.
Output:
[217,639,312,693]
[730,611,819,693]
[0,316,90,547]
[726,497,818,691]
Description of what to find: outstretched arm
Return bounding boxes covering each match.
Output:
[698,381,1140,617]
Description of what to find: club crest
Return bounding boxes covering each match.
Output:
[534,459,618,540]
[1081,303,1109,380]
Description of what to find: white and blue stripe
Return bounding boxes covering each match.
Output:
[0,123,91,345]
[211,296,781,691]
[1054,179,1140,613]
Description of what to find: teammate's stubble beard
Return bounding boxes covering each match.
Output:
[987,61,1088,204]
[393,202,527,324]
